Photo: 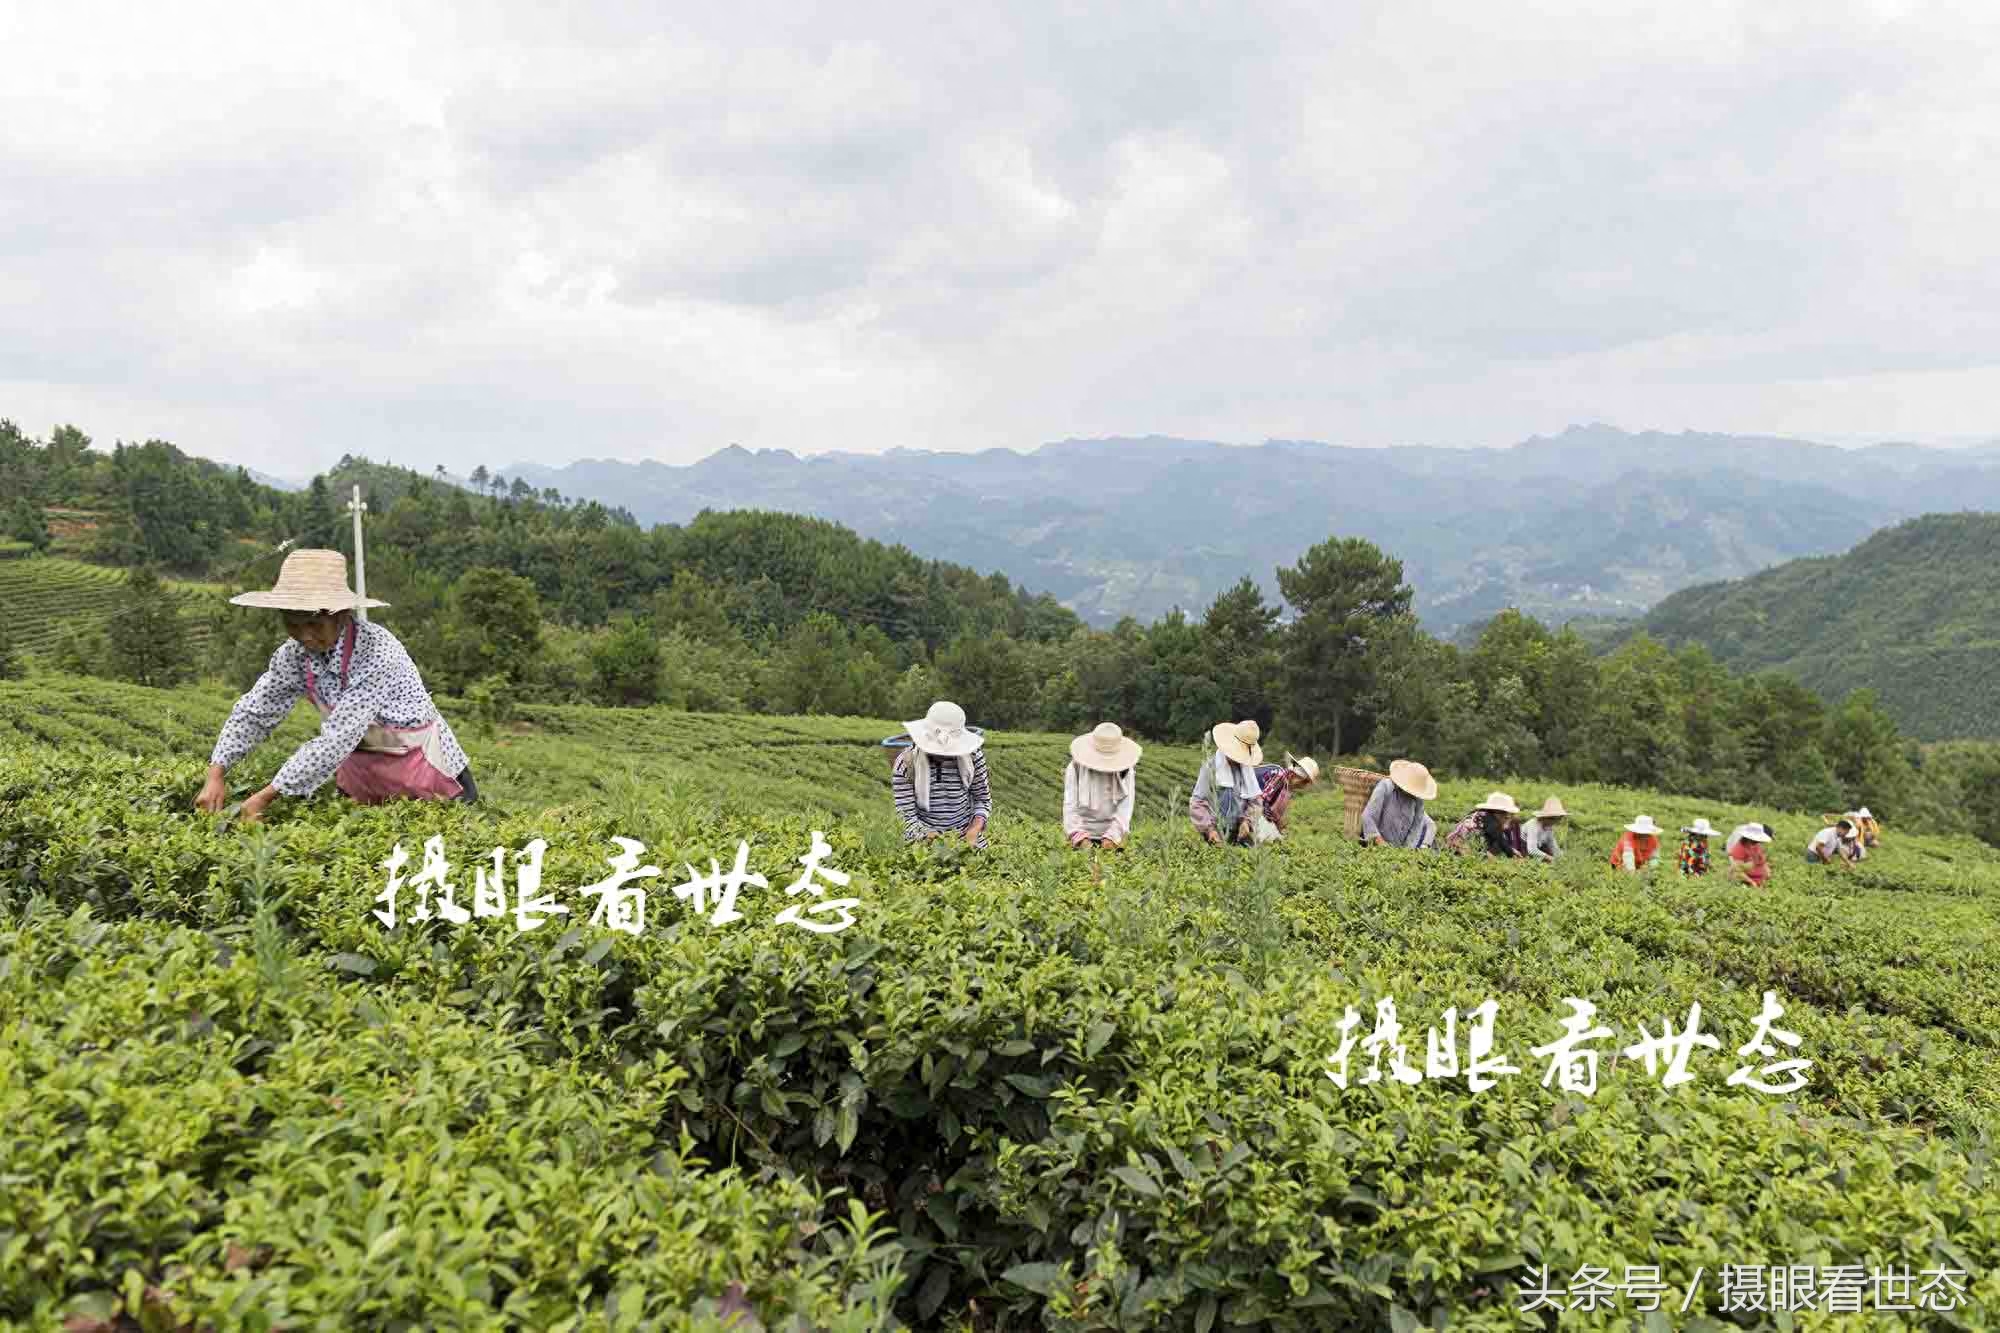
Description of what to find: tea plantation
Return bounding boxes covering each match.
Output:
[3,677,1998,1331]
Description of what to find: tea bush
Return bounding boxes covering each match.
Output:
[5,707,2000,1329]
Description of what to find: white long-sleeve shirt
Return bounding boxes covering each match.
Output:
[210,620,468,797]
[1063,763,1134,841]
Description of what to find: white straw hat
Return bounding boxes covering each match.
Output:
[1535,797,1567,819]
[1211,719,1263,766]
[1389,759,1438,801]
[1682,819,1721,838]
[229,549,388,611]
[1739,825,1772,844]
[1071,722,1141,772]
[1857,807,1874,819]
[1625,815,1664,836]
[1287,755,1320,783]
[1475,791,1521,815]
[905,700,984,756]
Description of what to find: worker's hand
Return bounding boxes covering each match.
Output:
[195,767,229,814]
[238,784,279,825]
[1204,828,1223,846]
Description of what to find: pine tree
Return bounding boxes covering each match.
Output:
[103,566,191,687]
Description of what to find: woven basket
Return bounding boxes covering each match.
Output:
[1334,766,1388,840]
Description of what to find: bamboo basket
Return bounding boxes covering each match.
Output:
[1334,766,1388,840]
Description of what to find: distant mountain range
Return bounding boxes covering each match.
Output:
[1636,512,2000,740]
[502,425,2000,632]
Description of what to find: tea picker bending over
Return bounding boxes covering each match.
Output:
[893,700,991,848]
[1189,719,1268,845]
[1253,754,1320,838]
[1521,797,1566,861]
[1360,760,1438,851]
[1065,722,1140,850]
[196,550,476,825]
[1443,791,1528,858]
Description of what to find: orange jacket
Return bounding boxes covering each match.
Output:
[1609,832,1660,870]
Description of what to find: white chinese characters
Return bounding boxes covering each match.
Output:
[373,833,860,936]
[1326,992,1811,1095]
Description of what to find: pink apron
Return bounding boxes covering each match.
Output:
[304,623,463,804]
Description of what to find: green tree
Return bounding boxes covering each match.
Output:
[1275,537,1412,754]
[1822,689,1915,819]
[444,567,544,691]
[469,465,490,494]
[103,567,190,687]
[590,618,663,707]
[1203,576,1281,731]
[7,499,50,553]
[936,631,1039,730]
[1586,637,1689,790]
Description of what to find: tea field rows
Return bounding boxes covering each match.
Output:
[0,558,218,659]
[3,678,1999,1330]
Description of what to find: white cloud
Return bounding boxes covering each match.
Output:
[1,0,1996,470]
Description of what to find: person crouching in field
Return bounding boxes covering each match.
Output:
[1805,818,1859,869]
[893,700,991,848]
[196,550,476,825]
[1252,754,1319,838]
[1727,822,1774,887]
[1610,815,1664,872]
[1678,819,1721,876]
[1521,797,1566,861]
[1855,806,1881,848]
[1190,719,1267,845]
[1444,791,1528,858]
[1065,722,1139,850]
[1360,759,1438,850]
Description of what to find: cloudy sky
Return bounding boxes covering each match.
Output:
[4,0,1997,476]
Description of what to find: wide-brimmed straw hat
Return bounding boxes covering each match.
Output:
[1625,815,1664,836]
[1389,759,1437,802]
[1071,722,1141,772]
[1286,754,1320,784]
[1476,791,1521,815]
[1739,825,1773,844]
[1535,797,1567,820]
[1211,719,1263,766]
[1682,818,1721,838]
[906,700,984,757]
[1857,807,1874,819]
[229,549,389,612]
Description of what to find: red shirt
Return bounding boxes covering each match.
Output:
[1729,841,1770,886]
[1608,832,1660,870]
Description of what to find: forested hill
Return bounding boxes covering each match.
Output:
[1636,513,2000,741]
[503,425,2000,631]
[0,422,1083,654]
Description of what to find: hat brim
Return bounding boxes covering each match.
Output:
[905,720,984,756]
[229,592,390,610]
[1741,831,1772,843]
[1626,823,1660,836]
[1071,734,1141,771]
[1210,723,1262,766]
[1389,761,1438,801]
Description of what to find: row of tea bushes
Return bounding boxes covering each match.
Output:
[4,741,1999,1328]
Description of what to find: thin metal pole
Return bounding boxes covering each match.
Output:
[349,484,369,622]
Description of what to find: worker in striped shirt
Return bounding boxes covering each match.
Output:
[892,700,992,848]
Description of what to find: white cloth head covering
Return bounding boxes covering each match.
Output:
[1070,760,1132,817]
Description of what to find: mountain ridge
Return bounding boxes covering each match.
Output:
[500,425,2000,630]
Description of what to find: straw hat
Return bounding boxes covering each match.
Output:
[1682,818,1721,838]
[1476,791,1521,815]
[229,549,388,612]
[1739,825,1772,844]
[1857,807,1874,819]
[1287,755,1320,784]
[1211,719,1263,766]
[905,700,984,757]
[1389,759,1438,802]
[1535,797,1567,820]
[1071,722,1141,772]
[1625,815,1664,836]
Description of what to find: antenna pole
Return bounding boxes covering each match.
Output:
[348,484,369,622]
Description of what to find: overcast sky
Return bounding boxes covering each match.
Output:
[4,0,1997,476]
